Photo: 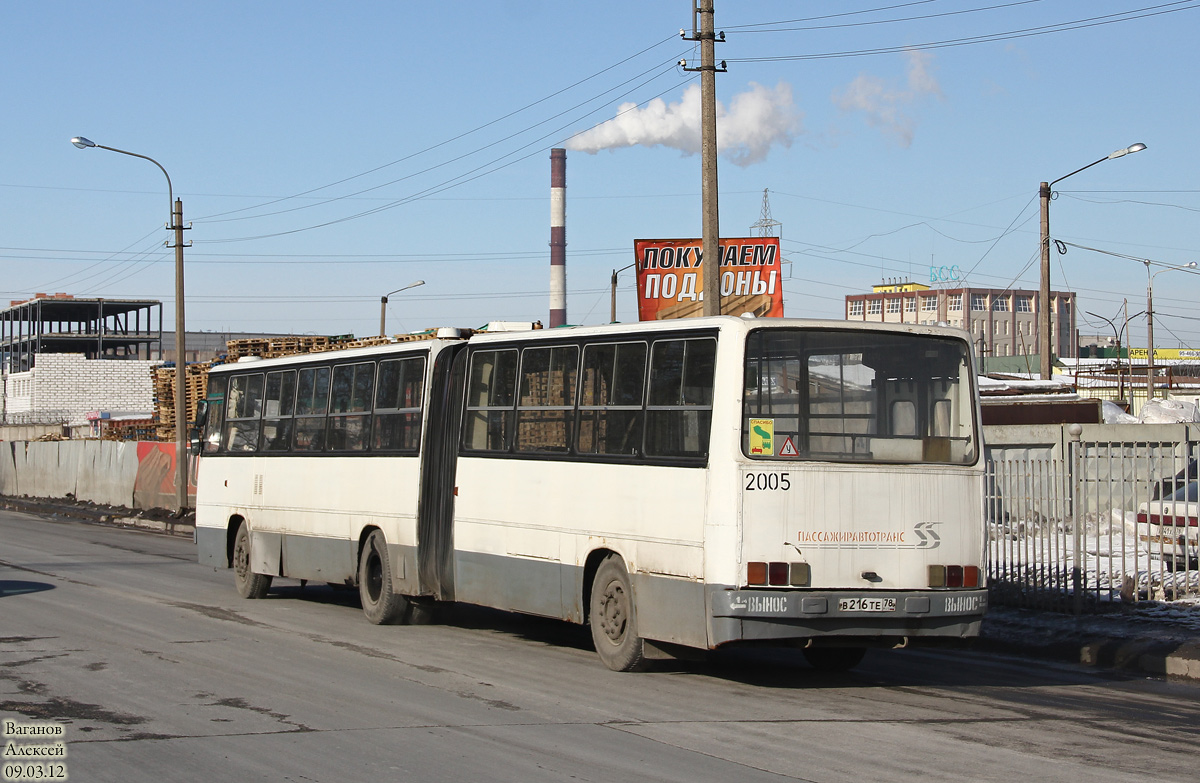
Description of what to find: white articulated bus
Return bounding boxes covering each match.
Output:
[195,316,987,671]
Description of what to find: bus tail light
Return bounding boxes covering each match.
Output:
[929,564,981,588]
[747,562,810,587]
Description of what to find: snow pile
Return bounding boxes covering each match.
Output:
[1139,398,1200,423]
[1102,400,1139,424]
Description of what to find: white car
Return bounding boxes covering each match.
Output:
[1138,480,1199,570]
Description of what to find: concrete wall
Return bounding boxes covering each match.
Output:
[984,422,1199,526]
[0,440,193,510]
[0,423,68,441]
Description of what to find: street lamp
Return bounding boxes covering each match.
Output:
[379,281,425,337]
[1085,305,1142,410]
[1142,260,1197,401]
[610,262,636,323]
[71,136,190,516]
[1039,142,1146,379]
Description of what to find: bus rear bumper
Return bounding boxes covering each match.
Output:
[708,588,987,646]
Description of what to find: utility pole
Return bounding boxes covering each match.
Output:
[682,2,726,316]
[1038,180,1052,379]
[170,198,188,516]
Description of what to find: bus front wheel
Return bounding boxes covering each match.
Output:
[358,529,407,625]
[589,556,649,672]
[233,524,272,599]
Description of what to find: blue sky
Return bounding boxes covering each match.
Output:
[3,1,1199,349]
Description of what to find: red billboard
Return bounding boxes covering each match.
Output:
[634,237,783,321]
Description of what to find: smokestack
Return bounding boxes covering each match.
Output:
[550,148,567,327]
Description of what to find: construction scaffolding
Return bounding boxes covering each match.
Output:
[1,294,162,372]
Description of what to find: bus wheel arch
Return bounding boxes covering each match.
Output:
[231,518,272,599]
[225,515,246,568]
[587,552,649,672]
[357,527,408,625]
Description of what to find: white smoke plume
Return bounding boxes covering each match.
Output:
[833,50,943,148]
[565,82,801,167]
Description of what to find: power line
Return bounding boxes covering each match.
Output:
[724,1,940,30]
[728,1,1200,62]
[729,0,1046,34]
[195,53,692,227]
[192,34,682,222]
[195,70,698,244]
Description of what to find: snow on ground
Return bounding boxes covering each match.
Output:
[989,507,1200,644]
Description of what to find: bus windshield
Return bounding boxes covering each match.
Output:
[742,328,977,465]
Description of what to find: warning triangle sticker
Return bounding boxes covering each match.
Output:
[779,436,798,457]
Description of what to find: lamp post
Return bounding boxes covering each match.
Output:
[1039,142,1146,379]
[71,136,190,515]
[1142,260,1197,400]
[379,281,425,337]
[1085,305,1142,410]
[610,262,636,323]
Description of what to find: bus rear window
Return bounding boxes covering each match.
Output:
[742,329,977,465]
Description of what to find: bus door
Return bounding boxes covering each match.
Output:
[416,343,468,600]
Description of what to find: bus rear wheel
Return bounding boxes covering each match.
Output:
[802,646,867,672]
[589,556,648,672]
[233,523,272,599]
[358,529,408,625]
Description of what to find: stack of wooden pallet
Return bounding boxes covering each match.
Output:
[151,362,211,441]
[312,335,393,352]
[225,335,331,360]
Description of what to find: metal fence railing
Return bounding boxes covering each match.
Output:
[987,428,1199,612]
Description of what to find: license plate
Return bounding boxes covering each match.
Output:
[838,597,897,613]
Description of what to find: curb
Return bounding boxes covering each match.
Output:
[2,496,194,538]
[108,515,195,538]
[979,610,1200,682]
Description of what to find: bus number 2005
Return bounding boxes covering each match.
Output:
[745,473,790,491]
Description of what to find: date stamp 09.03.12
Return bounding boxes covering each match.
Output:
[3,720,68,781]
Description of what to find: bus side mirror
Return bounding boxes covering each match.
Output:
[194,400,209,428]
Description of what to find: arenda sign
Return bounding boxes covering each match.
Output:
[634,237,784,321]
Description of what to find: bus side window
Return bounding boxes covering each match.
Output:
[577,342,646,456]
[223,373,264,453]
[294,366,331,452]
[328,362,375,452]
[464,349,518,451]
[261,370,297,452]
[645,338,715,459]
[373,356,425,453]
[515,345,578,453]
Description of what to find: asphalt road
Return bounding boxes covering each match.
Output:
[2,509,1198,783]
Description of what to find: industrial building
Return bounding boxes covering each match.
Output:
[844,280,1077,363]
